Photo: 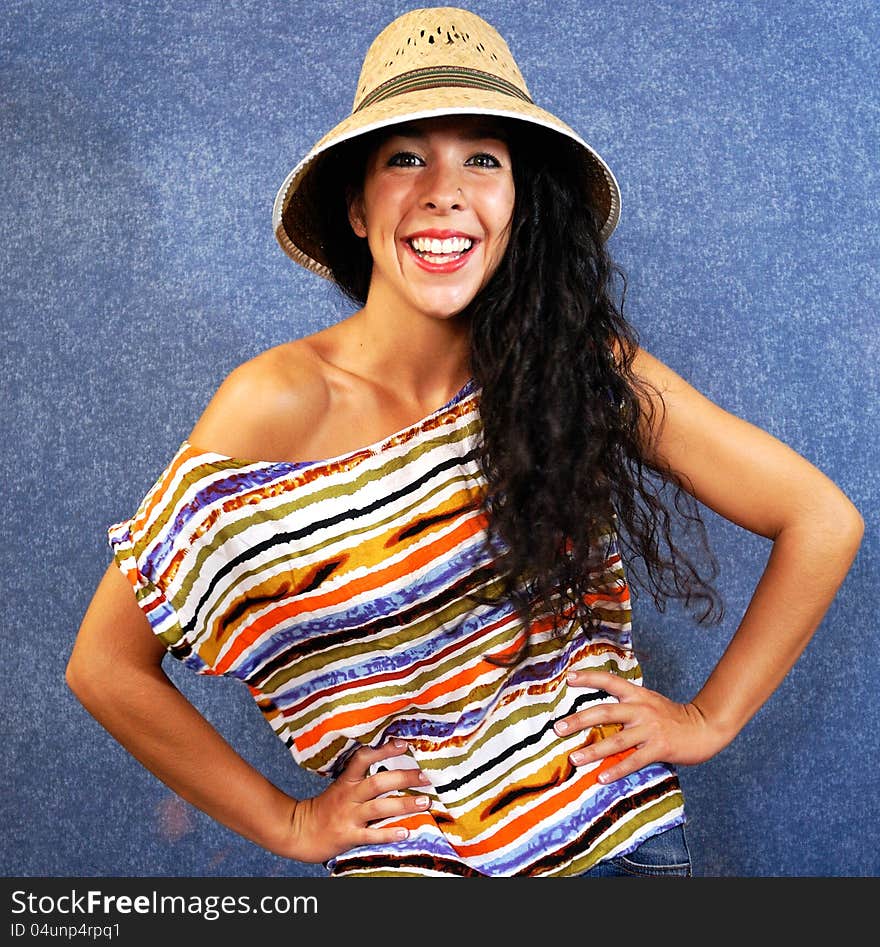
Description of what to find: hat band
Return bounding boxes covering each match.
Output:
[354,65,533,112]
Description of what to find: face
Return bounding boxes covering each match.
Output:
[348,115,515,320]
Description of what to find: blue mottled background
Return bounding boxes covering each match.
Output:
[2,0,877,878]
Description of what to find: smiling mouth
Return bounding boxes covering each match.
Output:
[407,235,475,264]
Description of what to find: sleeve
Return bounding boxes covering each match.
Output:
[107,443,222,676]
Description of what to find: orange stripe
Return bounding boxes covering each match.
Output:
[296,622,623,752]
[213,511,487,674]
[130,444,199,534]
[370,810,437,835]
[296,646,499,751]
[281,607,518,719]
[450,751,633,857]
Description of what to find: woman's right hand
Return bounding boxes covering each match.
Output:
[283,741,432,864]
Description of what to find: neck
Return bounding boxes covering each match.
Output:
[346,289,473,404]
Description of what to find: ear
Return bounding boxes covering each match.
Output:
[346,186,367,239]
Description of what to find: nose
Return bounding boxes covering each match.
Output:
[419,161,466,212]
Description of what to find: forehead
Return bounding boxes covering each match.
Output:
[377,114,511,142]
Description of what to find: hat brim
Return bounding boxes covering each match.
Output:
[273,87,621,279]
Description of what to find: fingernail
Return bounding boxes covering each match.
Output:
[416,796,430,808]
[418,772,430,784]
[598,772,611,784]
[555,720,568,734]
[566,671,577,682]
[570,751,586,764]
[395,828,409,839]
[392,739,406,748]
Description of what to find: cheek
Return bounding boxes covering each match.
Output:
[486,183,515,244]
[361,184,407,244]
[487,195,515,263]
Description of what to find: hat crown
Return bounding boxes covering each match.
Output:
[353,7,530,112]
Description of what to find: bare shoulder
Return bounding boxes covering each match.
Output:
[187,341,331,461]
[629,346,695,404]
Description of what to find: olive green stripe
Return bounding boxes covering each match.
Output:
[128,567,185,647]
[134,452,252,554]
[243,556,628,685]
[417,656,639,779]
[194,471,485,646]
[271,585,568,712]
[169,418,482,607]
[249,555,629,694]
[413,659,641,811]
[294,647,638,775]
[133,414,480,568]
[267,576,514,738]
[261,580,506,706]
[331,790,683,877]
[416,659,636,812]
[549,790,686,876]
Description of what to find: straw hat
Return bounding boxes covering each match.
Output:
[273,6,621,280]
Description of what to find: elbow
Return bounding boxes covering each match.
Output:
[842,501,865,553]
[778,485,864,563]
[817,491,864,560]
[830,484,864,542]
[65,648,98,708]
[66,624,168,716]
[65,651,128,722]
[65,638,115,713]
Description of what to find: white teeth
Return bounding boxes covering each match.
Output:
[410,236,473,254]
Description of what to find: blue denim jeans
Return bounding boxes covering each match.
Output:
[579,823,693,877]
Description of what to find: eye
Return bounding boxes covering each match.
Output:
[387,151,425,167]
[465,152,503,168]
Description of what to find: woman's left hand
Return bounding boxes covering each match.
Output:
[555,670,733,784]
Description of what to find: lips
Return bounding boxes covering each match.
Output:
[404,229,479,273]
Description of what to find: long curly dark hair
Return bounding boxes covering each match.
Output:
[311,119,723,659]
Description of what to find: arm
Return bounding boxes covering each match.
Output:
[68,564,430,862]
[557,347,864,781]
[67,563,304,853]
[67,354,432,862]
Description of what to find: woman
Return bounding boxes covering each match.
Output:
[67,7,862,877]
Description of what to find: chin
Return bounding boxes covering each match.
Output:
[412,288,480,320]
[419,303,472,321]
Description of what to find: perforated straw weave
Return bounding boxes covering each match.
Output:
[273,7,621,279]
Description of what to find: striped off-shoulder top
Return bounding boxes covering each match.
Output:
[107,378,685,877]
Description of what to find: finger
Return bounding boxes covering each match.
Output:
[554,702,635,736]
[567,669,638,698]
[569,725,648,767]
[594,746,659,784]
[358,823,414,846]
[358,767,431,802]
[341,739,410,780]
[349,797,433,847]
[361,792,433,824]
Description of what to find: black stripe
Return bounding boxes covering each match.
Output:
[355,65,532,112]
[328,775,681,877]
[180,445,482,637]
[433,689,611,794]
[246,563,499,689]
[392,504,472,543]
[331,852,484,877]
[522,774,682,875]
